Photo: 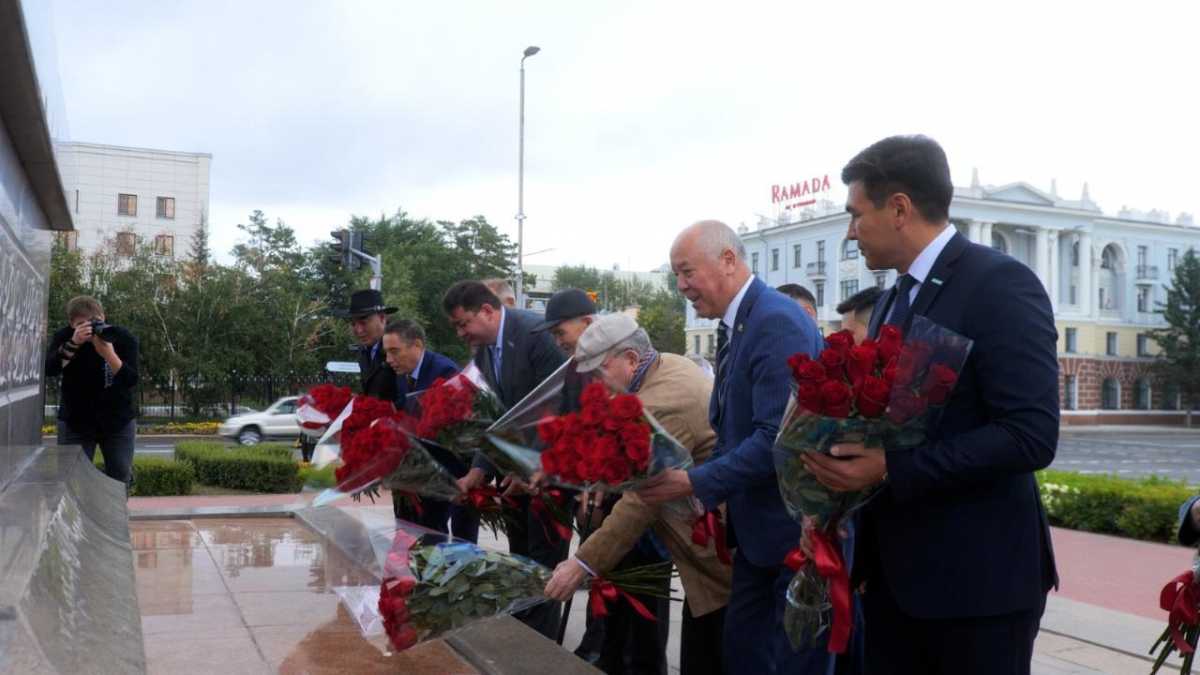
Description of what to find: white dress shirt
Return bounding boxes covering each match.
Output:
[886,226,957,323]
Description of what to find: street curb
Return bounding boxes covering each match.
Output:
[1041,595,1179,668]
[128,504,300,521]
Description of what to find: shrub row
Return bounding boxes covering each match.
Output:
[1038,469,1193,544]
[95,456,195,497]
[175,441,300,493]
[46,420,223,435]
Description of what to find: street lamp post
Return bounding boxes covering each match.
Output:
[515,45,540,309]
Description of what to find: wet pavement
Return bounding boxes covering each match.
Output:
[129,517,479,674]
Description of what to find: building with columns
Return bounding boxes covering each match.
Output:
[684,175,1200,425]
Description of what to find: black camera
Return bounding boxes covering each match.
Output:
[89,319,116,342]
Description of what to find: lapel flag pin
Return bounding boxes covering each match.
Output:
[931,278,944,286]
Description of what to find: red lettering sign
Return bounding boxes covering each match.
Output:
[771,174,832,205]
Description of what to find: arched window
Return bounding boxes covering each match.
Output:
[1135,378,1152,410]
[991,232,1008,254]
[1062,375,1078,410]
[1098,244,1123,311]
[1101,378,1120,410]
[1163,383,1181,411]
[841,239,859,260]
[1101,244,1122,271]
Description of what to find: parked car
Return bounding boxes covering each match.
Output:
[218,396,301,445]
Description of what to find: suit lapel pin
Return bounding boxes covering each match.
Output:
[737,323,745,333]
[931,278,943,286]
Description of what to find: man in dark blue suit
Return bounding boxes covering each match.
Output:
[442,280,570,640]
[804,135,1059,675]
[381,319,480,541]
[639,220,831,675]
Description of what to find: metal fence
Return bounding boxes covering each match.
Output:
[44,371,362,421]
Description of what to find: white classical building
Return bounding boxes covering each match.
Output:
[685,175,1200,424]
[54,142,211,259]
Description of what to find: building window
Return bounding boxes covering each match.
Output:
[793,244,802,268]
[1137,245,1148,269]
[116,231,136,257]
[1137,286,1150,313]
[840,279,859,302]
[74,189,79,214]
[771,248,779,271]
[154,234,175,257]
[1135,378,1152,410]
[1137,334,1151,357]
[156,196,176,219]
[1101,246,1118,270]
[875,272,887,289]
[1163,383,1181,411]
[1069,285,1077,305]
[814,281,825,307]
[1101,378,1120,410]
[1071,241,1079,267]
[1063,375,1077,411]
[706,333,714,355]
[118,193,137,216]
[751,252,759,275]
[693,335,700,354]
[816,241,825,262]
[1168,248,1179,271]
[56,231,78,252]
[992,232,1008,254]
[841,239,859,260]
[1105,331,1117,356]
[1065,327,1077,353]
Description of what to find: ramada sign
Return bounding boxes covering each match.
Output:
[771,175,831,210]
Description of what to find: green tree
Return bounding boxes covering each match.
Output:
[47,234,85,326]
[552,264,603,294]
[1151,249,1200,426]
[638,287,686,355]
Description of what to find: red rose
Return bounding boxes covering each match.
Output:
[537,416,565,444]
[623,431,652,467]
[819,380,853,418]
[825,330,855,354]
[921,363,958,405]
[846,342,879,385]
[611,394,643,420]
[856,376,890,418]
[388,623,419,651]
[877,325,903,364]
[887,388,928,424]
[787,353,812,382]
[581,394,611,427]
[580,381,610,410]
[819,348,848,382]
[797,359,827,383]
[797,382,823,413]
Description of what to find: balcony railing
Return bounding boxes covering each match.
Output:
[1136,265,1159,280]
[807,261,826,277]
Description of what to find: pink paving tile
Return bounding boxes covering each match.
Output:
[1050,526,1194,620]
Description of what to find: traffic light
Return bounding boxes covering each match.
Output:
[349,232,366,271]
[329,229,352,269]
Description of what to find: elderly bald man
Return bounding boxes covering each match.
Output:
[638,220,831,675]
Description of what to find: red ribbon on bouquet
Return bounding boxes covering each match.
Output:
[1160,570,1200,653]
[465,486,516,513]
[784,528,852,654]
[530,489,574,543]
[691,510,732,566]
[587,577,656,621]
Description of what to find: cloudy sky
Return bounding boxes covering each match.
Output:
[50,0,1200,271]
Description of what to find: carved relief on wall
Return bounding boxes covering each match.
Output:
[0,216,49,404]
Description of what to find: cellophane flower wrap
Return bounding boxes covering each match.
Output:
[296,383,353,439]
[774,315,972,654]
[485,360,701,521]
[1149,545,1200,673]
[403,363,506,464]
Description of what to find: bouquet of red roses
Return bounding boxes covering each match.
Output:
[774,315,973,653]
[296,383,353,440]
[404,363,506,462]
[1149,551,1200,673]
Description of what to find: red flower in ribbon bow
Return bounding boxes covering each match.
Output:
[1160,570,1200,654]
[587,577,657,621]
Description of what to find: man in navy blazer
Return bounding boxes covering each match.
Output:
[804,135,1059,675]
[381,319,480,540]
[640,220,831,675]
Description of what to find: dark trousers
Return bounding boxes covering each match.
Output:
[59,418,136,487]
[725,551,834,675]
[507,494,570,638]
[863,575,1044,675]
[595,547,670,675]
[680,600,724,675]
[394,495,481,543]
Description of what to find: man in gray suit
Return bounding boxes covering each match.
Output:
[442,280,569,639]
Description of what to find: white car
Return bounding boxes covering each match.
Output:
[218,396,301,445]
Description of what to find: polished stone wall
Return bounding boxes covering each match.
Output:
[0,108,52,490]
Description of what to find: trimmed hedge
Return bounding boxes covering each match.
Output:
[175,441,300,493]
[298,462,336,489]
[95,456,194,497]
[1037,469,1193,543]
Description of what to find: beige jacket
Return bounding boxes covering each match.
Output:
[575,353,732,617]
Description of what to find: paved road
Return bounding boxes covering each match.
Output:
[1053,430,1200,482]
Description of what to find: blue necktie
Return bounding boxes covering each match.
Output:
[490,343,502,384]
[886,275,917,327]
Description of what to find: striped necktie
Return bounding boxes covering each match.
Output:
[715,321,730,403]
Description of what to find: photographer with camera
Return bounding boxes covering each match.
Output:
[45,296,140,488]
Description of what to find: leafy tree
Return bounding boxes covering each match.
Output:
[552,265,603,294]
[639,287,686,355]
[1151,249,1200,425]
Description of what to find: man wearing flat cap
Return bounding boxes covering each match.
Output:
[532,288,598,356]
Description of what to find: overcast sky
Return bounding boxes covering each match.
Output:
[51,0,1200,271]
